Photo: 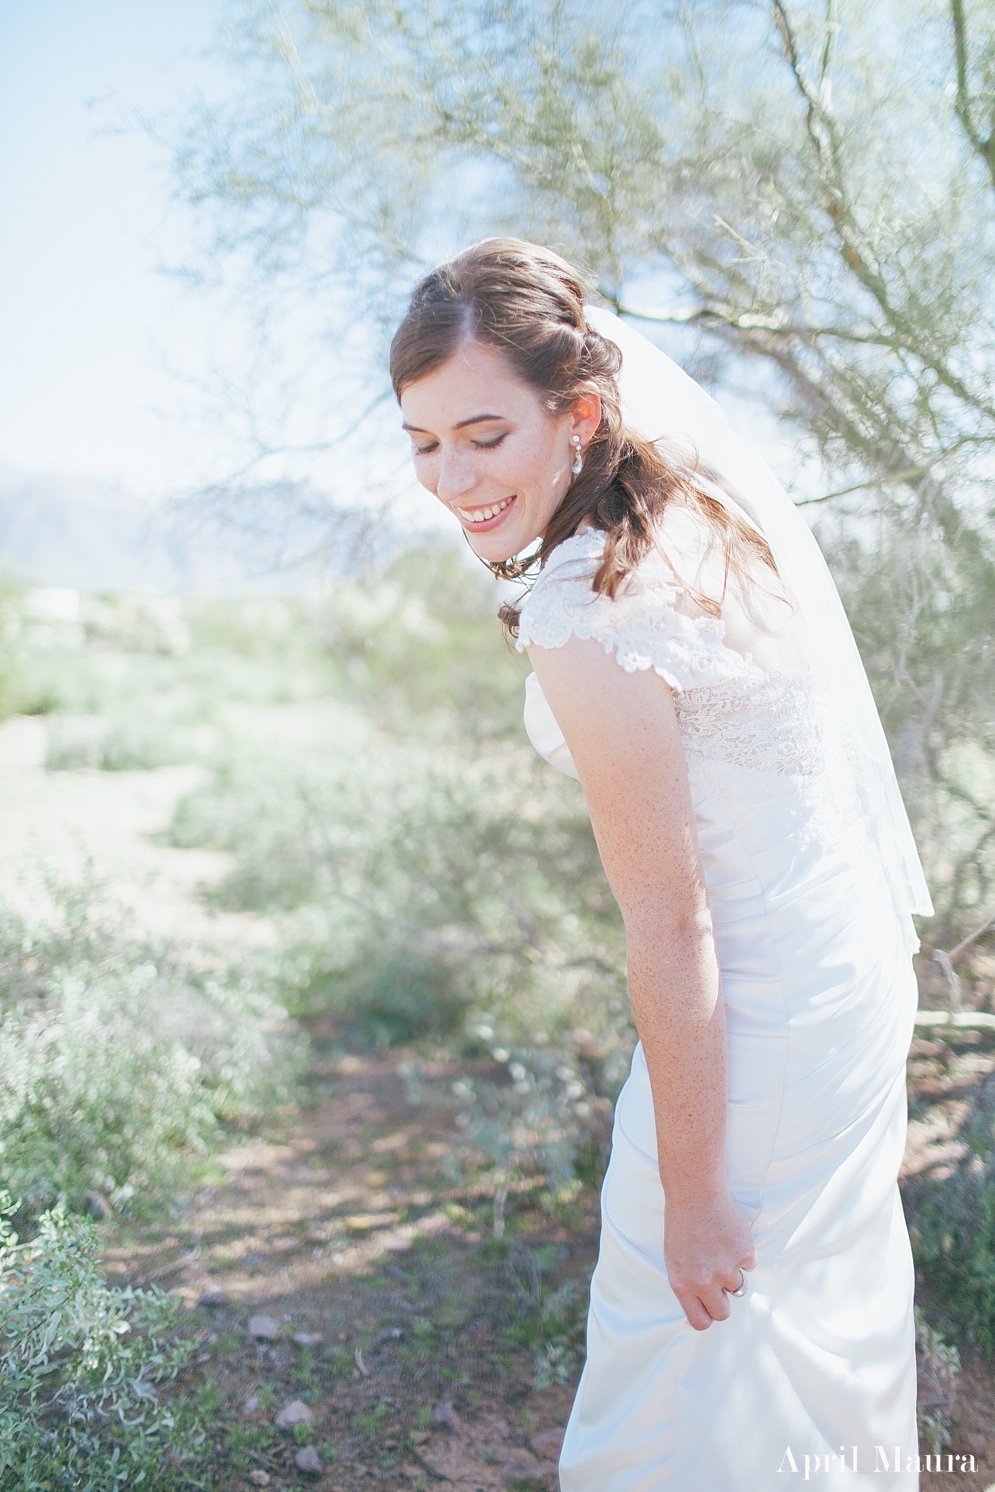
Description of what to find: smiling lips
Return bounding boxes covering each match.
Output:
[455,494,516,526]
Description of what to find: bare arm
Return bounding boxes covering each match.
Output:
[528,635,756,1329]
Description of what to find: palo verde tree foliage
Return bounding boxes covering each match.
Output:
[176,0,995,943]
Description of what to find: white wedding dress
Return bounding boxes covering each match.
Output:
[517,517,920,1490]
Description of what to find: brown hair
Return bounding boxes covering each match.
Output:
[390,238,776,625]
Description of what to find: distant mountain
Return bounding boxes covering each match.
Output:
[0,468,333,594]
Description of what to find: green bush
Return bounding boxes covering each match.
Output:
[502,1243,588,1390]
[914,1307,960,1454]
[315,951,471,1050]
[44,715,190,771]
[904,1067,995,1356]
[167,713,631,1200]
[0,1194,201,1489]
[0,889,297,1217]
[316,547,530,740]
[0,579,67,720]
[158,548,634,1199]
[909,1164,995,1354]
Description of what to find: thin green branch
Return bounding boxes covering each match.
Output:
[795,431,995,505]
[796,467,932,506]
[617,300,896,348]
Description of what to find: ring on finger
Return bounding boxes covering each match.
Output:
[729,1269,748,1297]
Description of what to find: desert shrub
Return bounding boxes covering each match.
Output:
[0,887,297,1217]
[502,1243,589,1390]
[0,1194,202,1489]
[321,952,471,1049]
[164,549,638,1199]
[824,526,995,946]
[29,589,339,779]
[316,547,530,740]
[0,580,68,719]
[164,549,633,1195]
[44,714,191,771]
[908,1162,995,1355]
[171,738,625,1023]
[903,1060,995,1355]
[167,689,632,1200]
[915,1307,961,1454]
[80,593,191,655]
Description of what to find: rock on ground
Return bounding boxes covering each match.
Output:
[295,1445,323,1476]
[247,1313,279,1341]
[430,1400,460,1432]
[274,1399,316,1432]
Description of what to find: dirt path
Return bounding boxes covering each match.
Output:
[101,1052,590,1489]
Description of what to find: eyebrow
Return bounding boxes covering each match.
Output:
[401,412,507,433]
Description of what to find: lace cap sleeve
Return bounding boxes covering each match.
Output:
[515,529,742,693]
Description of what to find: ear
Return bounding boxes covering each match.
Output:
[569,383,602,450]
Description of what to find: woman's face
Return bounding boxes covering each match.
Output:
[399,338,600,562]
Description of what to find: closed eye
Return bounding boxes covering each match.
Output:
[413,432,507,456]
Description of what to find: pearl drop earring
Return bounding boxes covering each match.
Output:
[571,434,583,476]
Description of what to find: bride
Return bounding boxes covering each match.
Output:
[390,239,932,1490]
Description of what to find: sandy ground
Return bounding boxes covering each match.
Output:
[0,713,273,950]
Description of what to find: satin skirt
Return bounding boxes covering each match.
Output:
[559,786,921,1491]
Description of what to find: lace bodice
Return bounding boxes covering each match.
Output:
[674,673,825,776]
[516,528,829,781]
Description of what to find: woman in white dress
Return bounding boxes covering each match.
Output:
[390,239,934,1490]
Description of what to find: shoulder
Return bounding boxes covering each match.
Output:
[529,527,610,593]
[515,529,613,650]
[518,525,686,635]
[516,518,735,692]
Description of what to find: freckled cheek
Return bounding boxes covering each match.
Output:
[509,447,547,502]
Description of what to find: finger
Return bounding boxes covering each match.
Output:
[699,1284,731,1323]
[719,1265,747,1294]
[675,1287,713,1332]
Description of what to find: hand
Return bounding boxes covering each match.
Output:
[663,1185,757,1331]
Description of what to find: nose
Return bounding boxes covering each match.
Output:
[436,445,480,504]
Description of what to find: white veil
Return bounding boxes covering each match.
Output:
[584,304,933,933]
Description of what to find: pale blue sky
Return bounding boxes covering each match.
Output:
[0,0,255,497]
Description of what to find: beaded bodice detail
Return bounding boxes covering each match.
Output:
[516,529,828,782]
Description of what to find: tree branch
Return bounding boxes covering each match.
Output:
[772,0,995,424]
[617,299,897,347]
[951,0,995,189]
[796,466,933,506]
